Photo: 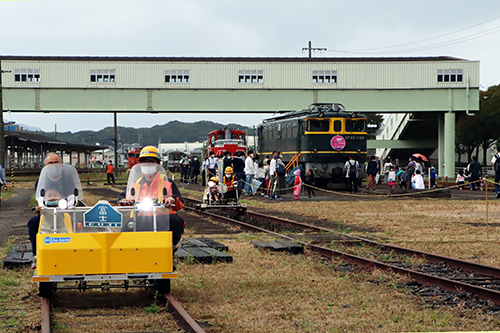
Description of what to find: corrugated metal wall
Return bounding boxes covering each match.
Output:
[2,59,480,90]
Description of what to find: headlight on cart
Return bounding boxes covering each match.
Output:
[58,199,68,210]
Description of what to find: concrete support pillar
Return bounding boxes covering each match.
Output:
[438,113,445,177]
[443,111,456,179]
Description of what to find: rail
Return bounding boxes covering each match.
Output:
[40,293,205,333]
[183,197,500,306]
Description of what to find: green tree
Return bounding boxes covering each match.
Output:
[366,113,384,139]
[477,85,500,165]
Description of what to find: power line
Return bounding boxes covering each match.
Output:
[328,14,500,54]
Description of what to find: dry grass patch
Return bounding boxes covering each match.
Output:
[173,233,500,332]
[255,199,500,267]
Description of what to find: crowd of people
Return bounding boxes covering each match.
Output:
[200,150,289,200]
[362,153,494,192]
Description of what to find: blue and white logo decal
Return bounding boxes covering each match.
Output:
[43,236,71,245]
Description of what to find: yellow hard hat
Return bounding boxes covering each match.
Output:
[210,177,218,182]
[225,166,233,174]
[139,146,160,162]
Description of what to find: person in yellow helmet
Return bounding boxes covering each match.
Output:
[207,176,219,202]
[119,146,185,245]
[222,166,238,200]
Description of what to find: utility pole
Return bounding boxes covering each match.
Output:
[0,60,12,168]
[302,41,327,58]
[114,112,118,177]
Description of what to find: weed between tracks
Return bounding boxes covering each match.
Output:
[255,199,500,268]
[174,235,500,332]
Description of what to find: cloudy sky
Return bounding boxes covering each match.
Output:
[1,0,499,133]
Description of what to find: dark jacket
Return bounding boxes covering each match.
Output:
[232,158,245,173]
[190,159,200,175]
[366,160,378,176]
[406,161,416,182]
[468,161,482,178]
[305,173,316,186]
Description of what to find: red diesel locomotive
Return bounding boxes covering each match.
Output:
[206,129,247,157]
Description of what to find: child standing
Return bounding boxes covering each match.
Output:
[430,167,437,188]
[387,166,396,189]
[305,169,316,198]
[293,169,302,200]
[397,167,407,189]
[456,169,465,190]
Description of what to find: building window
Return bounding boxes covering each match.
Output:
[437,69,463,83]
[238,70,263,84]
[165,70,190,84]
[90,69,116,83]
[312,70,337,84]
[14,69,40,82]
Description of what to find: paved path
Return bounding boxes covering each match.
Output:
[0,188,35,247]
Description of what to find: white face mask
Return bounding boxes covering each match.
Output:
[141,165,157,175]
[225,174,231,178]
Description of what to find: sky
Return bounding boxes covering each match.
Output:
[1,0,500,133]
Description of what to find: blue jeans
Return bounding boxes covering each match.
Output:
[245,174,254,195]
[495,172,500,193]
[235,172,245,191]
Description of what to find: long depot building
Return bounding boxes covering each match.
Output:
[0,55,480,178]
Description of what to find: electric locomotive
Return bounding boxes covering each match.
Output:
[257,103,367,189]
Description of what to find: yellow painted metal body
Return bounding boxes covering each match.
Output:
[36,231,173,276]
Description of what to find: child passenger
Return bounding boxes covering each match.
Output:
[207,177,219,202]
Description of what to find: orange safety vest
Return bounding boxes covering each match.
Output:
[133,174,183,215]
[106,164,114,174]
[223,175,235,190]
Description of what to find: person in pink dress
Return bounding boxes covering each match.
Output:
[293,169,302,200]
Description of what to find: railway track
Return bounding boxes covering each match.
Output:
[40,293,205,333]
[183,197,500,307]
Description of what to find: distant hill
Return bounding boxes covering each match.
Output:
[42,121,256,146]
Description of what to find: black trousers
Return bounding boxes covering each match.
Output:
[346,177,358,193]
[107,173,115,184]
[27,215,40,256]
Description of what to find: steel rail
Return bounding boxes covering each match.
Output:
[183,199,500,305]
[165,293,206,333]
[184,197,500,279]
[41,297,50,333]
[40,293,204,332]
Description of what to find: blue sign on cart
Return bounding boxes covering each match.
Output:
[84,200,123,227]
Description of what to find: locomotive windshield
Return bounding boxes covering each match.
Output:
[306,119,330,132]
[345,120,366,132]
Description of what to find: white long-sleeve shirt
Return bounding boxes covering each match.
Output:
[244,156,254,175]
